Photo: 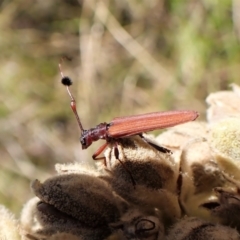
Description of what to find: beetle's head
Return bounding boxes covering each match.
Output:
[80,130,92,149]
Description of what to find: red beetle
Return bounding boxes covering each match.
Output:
[60,64,199,160]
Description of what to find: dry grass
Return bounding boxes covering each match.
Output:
[0,0,239,215]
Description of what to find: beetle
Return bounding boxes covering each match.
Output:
[59,63,199,160]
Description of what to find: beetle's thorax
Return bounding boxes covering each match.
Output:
[80,123,109,149]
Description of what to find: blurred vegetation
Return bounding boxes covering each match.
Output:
[0,0,239,215]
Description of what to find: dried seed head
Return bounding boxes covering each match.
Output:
[156,121,208,151]
[166,217,240,240]
[28,173,124,239]
[179,138,225,223]
[206,84,240,123]
[0,205,19,240]
[209,118,240,181]
[20,197,42,237]
[48,232,81,240]
[110,208,164,240]
[210,178,240,231]
[100,136,181,229]
[103,136,178,193]
[55,163,98,176]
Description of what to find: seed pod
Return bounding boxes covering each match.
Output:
[166,217,240,240]
[156,121,207,152]
[101,136,181,229]
[211,175,240,231]
[206,84,240,123]
[110,208,164,240]
[30,172,121,239]
[102,135,179,193]
[208,118,240,181]
[179,138,226,223]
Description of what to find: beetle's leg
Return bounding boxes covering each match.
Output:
[93,140,136,187]
[92,142,108,165]
[113,142,136,188]
[139,134,172,154]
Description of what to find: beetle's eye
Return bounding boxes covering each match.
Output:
[80,137,86,146]
[80,135,92,149]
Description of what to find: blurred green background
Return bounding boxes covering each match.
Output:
[0,0,239,216]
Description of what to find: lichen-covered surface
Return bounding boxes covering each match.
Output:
[2,86,240,239]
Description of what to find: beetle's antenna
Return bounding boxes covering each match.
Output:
[59,62,85,132]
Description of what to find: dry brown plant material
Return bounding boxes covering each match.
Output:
[17,84,240,239]
[0,205,20,240]
[166,217,240,240]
